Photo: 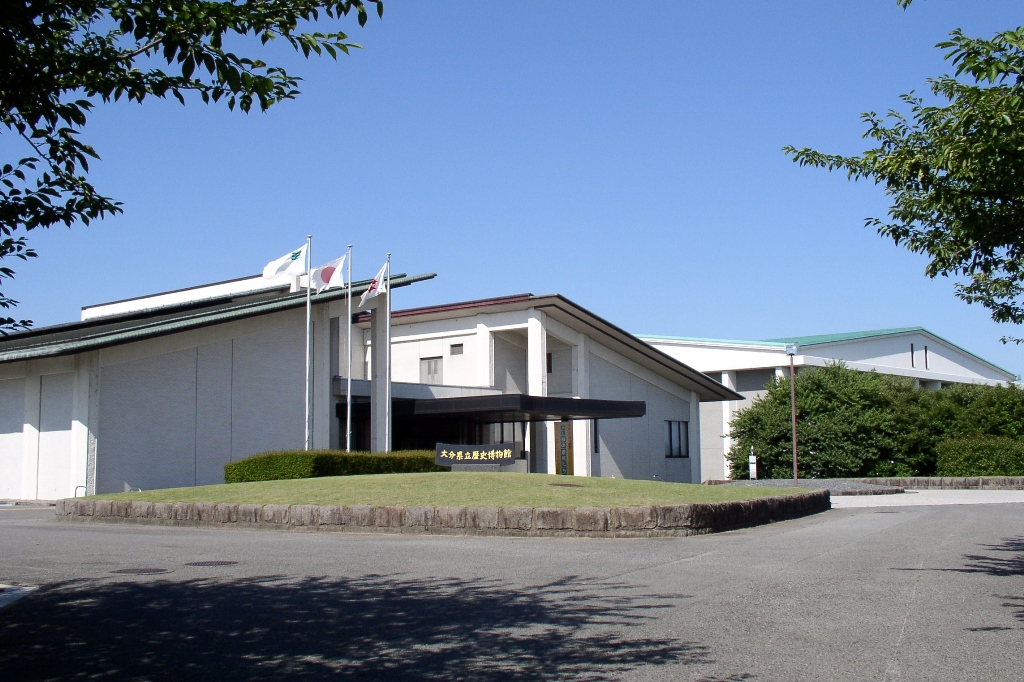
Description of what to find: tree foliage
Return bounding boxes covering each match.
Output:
[726,363,1024,479]
[0,0,382,332]
[784,4,1024,343]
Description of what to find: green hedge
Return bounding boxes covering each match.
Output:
[224,449,447,483]
[936,436,1024,477]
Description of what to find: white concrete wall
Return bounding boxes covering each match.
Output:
[588,352,694,483]
[493,332,527,394]
[91,308,310,494]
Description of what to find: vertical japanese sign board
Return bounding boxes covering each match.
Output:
[557,420,574,475]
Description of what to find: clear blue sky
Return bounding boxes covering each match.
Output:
[5,1,1022,376]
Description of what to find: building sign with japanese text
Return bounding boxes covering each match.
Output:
[436,443,518,466]
[557,420,574,475]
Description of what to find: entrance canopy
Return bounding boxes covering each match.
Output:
[392,394,646,424]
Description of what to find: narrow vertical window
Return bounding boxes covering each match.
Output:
[546,352,553,374]
[910,343,915,368]
[665,421,689,458]
[924,345,929,369]
[592,419,600,455]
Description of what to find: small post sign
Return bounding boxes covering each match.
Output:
[435,444,517,466]
[556,420,574,475]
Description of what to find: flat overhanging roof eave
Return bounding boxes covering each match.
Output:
[394,394,646,422]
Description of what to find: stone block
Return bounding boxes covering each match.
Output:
[54,500,65,516]
[534,507,572,530]
[237,504,261,523]
[318,505,344,526]
[374,505,403,528]
[130,501,152,518]
[435,506,467,528]
[215,503,238,523]
[289,504,319,527]
[172,502,191,521]
[261,504,289,525]
[81,500,99,517]
[403,506,433,527]
[499,507,533,530]
[194,503,216,522]
[110,500,132,518]
[149,501,172,518]
[574,507,611,532]
[343,505,374,527]
[656,505,692,529]
[466,507,499,529]
[617,506,657,530]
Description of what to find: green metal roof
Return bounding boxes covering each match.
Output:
[641,327,1017,381]
[761,327,926,346]
[0,273,436,364]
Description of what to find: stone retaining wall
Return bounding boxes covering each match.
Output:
[54,490,830,538]
[852,476,1024,490]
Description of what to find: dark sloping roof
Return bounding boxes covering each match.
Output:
[0,273,435,363]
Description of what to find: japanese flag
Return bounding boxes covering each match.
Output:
[359,260,389,307]
[310,254,346,293]
[262,243,308,278]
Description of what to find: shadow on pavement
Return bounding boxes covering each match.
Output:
[0,572,712,681]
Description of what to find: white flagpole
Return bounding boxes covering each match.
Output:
[385,252,392,452]
[345,244,353,452]
[304,234,312,451]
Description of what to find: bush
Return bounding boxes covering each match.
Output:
[936,437,1024,477]
[224,449,446,483]
[726,365,1024,480]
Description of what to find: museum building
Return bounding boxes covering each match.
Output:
[0,273,739,500]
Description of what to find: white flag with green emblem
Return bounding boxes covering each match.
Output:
[262,244,308,278]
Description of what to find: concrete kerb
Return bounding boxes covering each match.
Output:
[54,489,830,537]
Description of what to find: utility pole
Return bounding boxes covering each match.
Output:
[786,343,799,486]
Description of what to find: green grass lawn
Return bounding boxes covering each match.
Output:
[94,472,808,508]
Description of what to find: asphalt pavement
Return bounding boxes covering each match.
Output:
[0,498,1021,681]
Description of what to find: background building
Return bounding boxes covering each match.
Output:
[641,328,1020,481]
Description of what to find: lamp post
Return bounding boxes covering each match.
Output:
[786,343,799,486]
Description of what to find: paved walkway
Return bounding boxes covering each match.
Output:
[832,489,1024,507]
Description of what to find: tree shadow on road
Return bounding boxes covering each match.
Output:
[0,572,712,681]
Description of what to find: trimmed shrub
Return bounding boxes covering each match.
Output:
[936,436,1024,477]
[224,449,447,483]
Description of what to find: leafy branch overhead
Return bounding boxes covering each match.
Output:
[0,0,382,332]
[784,8,1024,343]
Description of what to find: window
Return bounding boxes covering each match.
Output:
[546,352,553,374]
[592,420,600,455]
[450,343,464,356]
[924,345,929,369]
[910,343,915,368]
[665,421,689,458]
[420,357,442,384]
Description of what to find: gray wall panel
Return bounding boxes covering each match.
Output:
[230,324,305,459]
[196,341,233,485]
[97,349,198,494]
[37,372,74,499]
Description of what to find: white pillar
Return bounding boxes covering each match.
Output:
[720,370,737,479]
[475,317,491,387]
[70,353,98,498]
[527,310,547,473]
[572,336,589,476]
[689,390,701,483]
[368,291,390,452]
